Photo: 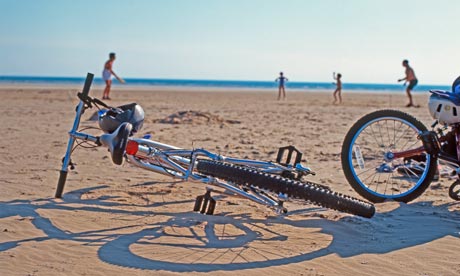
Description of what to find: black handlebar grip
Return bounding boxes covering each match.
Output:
[55,170,68,198]
[81,73,94,97]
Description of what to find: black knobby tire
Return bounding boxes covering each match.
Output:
[196,160,375,218]
[341,109,437,203]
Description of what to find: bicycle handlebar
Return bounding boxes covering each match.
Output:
[77,92,110,109]
[56,72,94,198]
[77,73,110,110]
[82,73,94,97]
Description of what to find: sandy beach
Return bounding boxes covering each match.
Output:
[1,86,459,276]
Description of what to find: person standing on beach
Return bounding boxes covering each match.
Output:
[332,72,342,104]
[102,52,124,100]
[398,59,418,107]
[275,72,288,100]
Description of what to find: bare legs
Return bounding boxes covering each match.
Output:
[278,86,286,100]
[333,89,342,104]
[102,79,112,100]
[406,87,414,107]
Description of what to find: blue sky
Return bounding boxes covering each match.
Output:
[1,0,459,84]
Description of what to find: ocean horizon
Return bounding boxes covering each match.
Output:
[0,75,451,92]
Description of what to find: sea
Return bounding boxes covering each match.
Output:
[0,76,451,93]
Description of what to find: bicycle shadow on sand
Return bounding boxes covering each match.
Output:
[0,183,193,252]
[0,183,459,272]
[97,200,460,272]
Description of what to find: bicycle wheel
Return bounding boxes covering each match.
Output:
[196,160,375,218]
[341,109,437,203]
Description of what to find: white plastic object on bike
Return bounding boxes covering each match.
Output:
[428,93,460,125]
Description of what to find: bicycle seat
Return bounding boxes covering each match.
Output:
[99,122,133,165]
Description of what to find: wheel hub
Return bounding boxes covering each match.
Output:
[384,151,394,162]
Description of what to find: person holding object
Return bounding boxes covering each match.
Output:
[398,59,419,107]
[102,52,125,100]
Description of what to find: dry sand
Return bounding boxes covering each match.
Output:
[0,86,459,276]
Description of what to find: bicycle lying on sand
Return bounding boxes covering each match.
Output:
[341,77,460,203]
[56,73,375,218]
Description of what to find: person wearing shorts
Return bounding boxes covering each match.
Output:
[398,59,419,107]
[408,78,418,90]
[102,52,122,100]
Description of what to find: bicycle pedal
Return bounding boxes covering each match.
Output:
[204,197,216,215]
[193,195,204,212]
[193,191,216,215]
[276,145,303,166]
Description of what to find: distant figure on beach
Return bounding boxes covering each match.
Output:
[102,52,124,100]
[398,59,418,107]
[332,72,342,104]
[275,72,288,100]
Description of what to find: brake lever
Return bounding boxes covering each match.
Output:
[77,92,93,108]
[93,97,110,108]
[78,92,114,111]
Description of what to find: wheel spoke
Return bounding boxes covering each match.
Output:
[393,124,412,149]
[370,124,385,148]
[345,111,434,201]
[386,120,392,149]
[376,121,386,149]
[400,138,422,154]
[388,170,402,195]
[403,166,422,178]
[356,165,379,177]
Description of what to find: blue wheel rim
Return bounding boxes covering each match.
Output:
[347,117,430,199]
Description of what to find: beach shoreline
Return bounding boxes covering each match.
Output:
[0,82,436,95]
[0,75,449,94]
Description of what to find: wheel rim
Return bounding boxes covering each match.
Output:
[348,116,431,199]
